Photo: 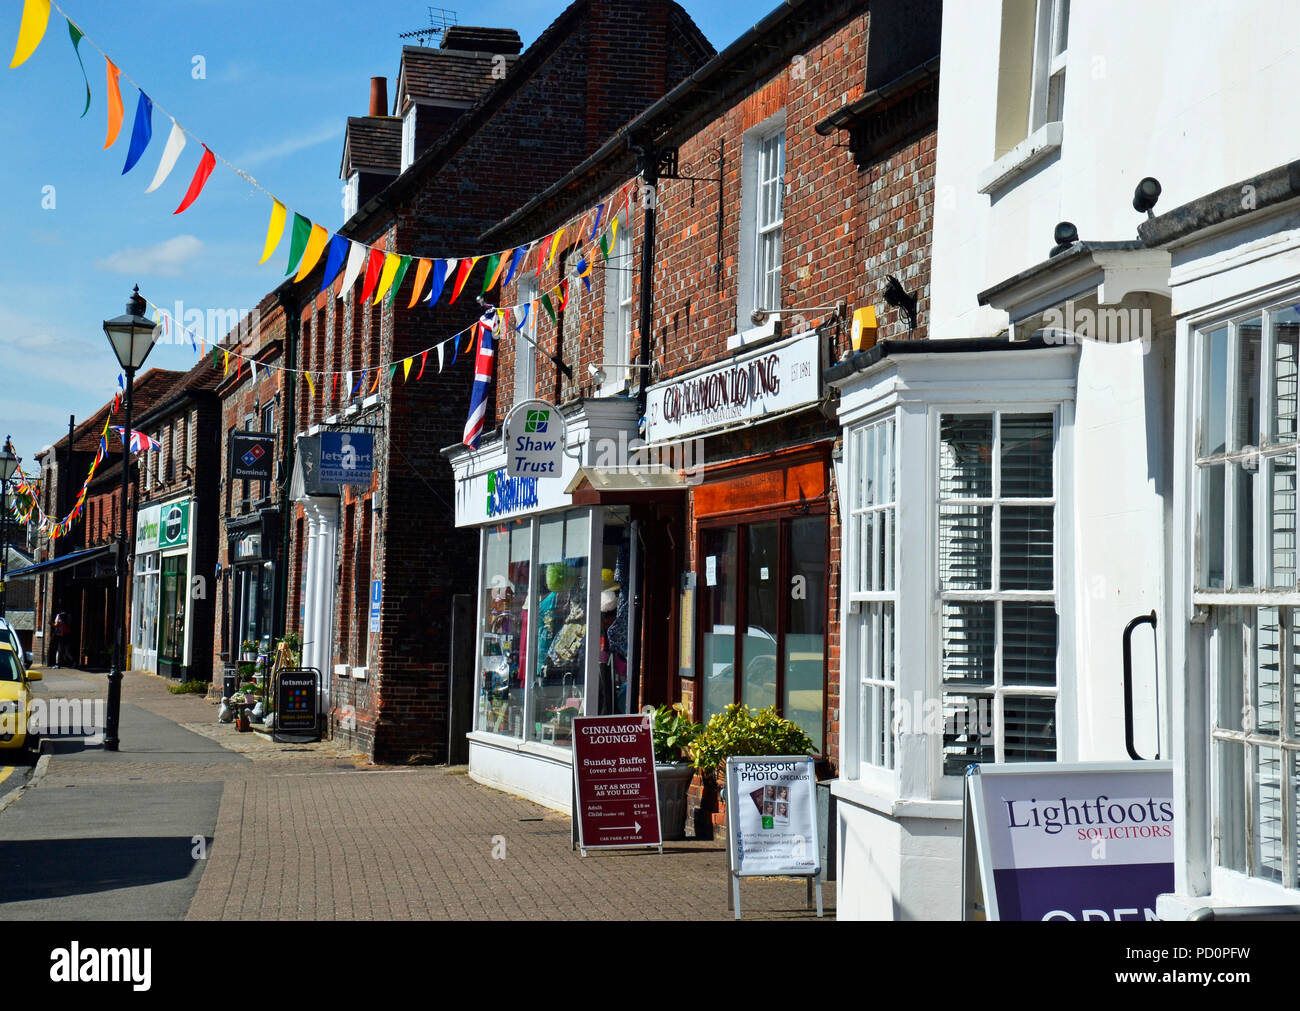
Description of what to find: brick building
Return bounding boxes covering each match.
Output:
[278,1,715,762]
[128,360,223,681]
[449,0,940,814]
[211,291,294,676]
[26,368,182,668]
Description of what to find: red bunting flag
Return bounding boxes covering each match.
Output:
[174,145,216,214]
[449,256,480,304]
[359,247,385,304]
[535,234,554,276]
[557,279,570,313]
[417,350,428,380]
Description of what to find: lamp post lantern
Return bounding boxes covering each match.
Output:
[0,439,16,621]
[102,285,161,751]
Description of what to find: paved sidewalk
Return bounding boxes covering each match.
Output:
[1,667,835,921]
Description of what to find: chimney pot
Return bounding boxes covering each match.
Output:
[369,77,388,117]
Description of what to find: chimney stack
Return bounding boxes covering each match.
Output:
[369,76,388,117]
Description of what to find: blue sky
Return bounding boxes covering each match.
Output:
[0,0,744,468]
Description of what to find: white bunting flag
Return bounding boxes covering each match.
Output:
[145,119,187,194]
[337,241,368,299]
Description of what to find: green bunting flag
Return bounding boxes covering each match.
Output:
[600,233,610,262]
[385,255,413,308]
[284,213,312,277]
[67,20,91,118]
[540,293,556,326]
[480,252,501,296]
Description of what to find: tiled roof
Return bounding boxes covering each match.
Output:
[441,26,523,55]
[340,116,402,178]
[395,45,517,112]
[40,368,184,459]
[136,355,223,427]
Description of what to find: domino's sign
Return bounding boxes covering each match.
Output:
[230,432,275,482]
[503,400,566,479]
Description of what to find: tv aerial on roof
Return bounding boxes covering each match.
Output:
[399,6,458,46]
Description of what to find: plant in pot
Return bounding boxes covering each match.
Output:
[239,639,258,662]
[651,703,701,841]
[690,703,815,837]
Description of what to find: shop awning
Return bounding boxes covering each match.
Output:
[6,544,115,579]
[564,466,687,506]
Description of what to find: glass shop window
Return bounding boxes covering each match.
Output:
[477,523,531,738]
[529,510,590,745]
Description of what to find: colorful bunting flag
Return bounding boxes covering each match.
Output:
[319,233,350,292]
[407,258,432,307]
[173,144,216,214]
[121,91,152,174]
[449,256,479,304]
[359,247,385,304]
[427,259,452,305]
[540,293,556,326]
[283,212,312,275]
[385,255,413,307]
[294,223,330,282]
[402,357,413,381]
[67,19,91,117]
[9,0,50,69]
[257,199,287,263]
[373,252,401,304]
[588,203,605,241]
[145,119,186,193]
[557,279,570,313]
[103,58,123,149]
[502,246,527,288]
[481,252,503,295]
[418,350,429,380]
[535,234,554,276]
[338,240,367,298]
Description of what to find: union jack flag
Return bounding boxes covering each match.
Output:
[462,309,498,449]
[111,427,162,454]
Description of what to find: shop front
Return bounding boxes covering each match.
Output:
[449,399,646,811]
[131,497,193,677]
[643,329,835,758]
[227,512,279,655]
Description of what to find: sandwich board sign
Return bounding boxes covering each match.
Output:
[725,755,823,919]
[965,761,1174,921]
[572,714,662,855]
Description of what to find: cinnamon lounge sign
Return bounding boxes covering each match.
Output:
[645,331,822,442]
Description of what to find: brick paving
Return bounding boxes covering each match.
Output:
[15,667,835,921]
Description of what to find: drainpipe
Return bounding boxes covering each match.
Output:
[629,140,660,423]
[274,289,299,641]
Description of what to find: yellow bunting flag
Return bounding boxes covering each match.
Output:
[610,214,619,248]
[259,200,287,265]
[222,350,229,376]
[294,223,329,282]
[548,228,565,269]
[402,357,413,381]
[104,58,123,149]
[304,372,315,396]
[373,253,401,305]
[9,0,50,69]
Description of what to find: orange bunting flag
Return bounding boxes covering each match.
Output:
[449,256,479,304]
[104,58,124,149]
[407,258,433,307]
[369,370,381,395]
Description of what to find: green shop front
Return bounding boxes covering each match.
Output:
[131,497,193,678]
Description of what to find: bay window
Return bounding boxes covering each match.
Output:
[939,411,1058,774]
[1196,304,1300,889]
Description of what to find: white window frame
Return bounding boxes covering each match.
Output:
[934,407,1062,785]
[343,173,359,222]
[1192,302,1300,895]
[514,275,538,406]
[846,412,899,787]
[600,208,633,395]
[1029,0,1069,133]
[400,106,416,172]
[736,111,786,341]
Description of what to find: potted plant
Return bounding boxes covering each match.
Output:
[239,639,258,662]
[651,703,701,841]
[689,703,815,836]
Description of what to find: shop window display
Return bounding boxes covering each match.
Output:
[529,511,589,744]
[478,524,530,737]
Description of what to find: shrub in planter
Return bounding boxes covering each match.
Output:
[651,704,702,841]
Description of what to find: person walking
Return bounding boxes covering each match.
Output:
[52,607,70,668]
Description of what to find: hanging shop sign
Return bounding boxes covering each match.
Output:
[158,499,190,550]
[320,431,375,486]
[572,714,662,854]
[230,432,275,482]
[645,331,823,443]
[233,533,262,562]
[503,400,567,479]
[965,761,1175,922]
[135,502,161,554]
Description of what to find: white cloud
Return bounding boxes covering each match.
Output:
[234,122,342,167]
[94,235,206,278]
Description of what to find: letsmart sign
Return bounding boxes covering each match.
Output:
[503,400,566,479]
[320,432,374,485]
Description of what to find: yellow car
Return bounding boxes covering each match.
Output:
[0,641,41,756]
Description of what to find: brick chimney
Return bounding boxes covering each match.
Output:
[369,77,388,117]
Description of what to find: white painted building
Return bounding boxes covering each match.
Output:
[830,0,1300,918]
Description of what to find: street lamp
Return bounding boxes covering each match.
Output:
[102,285,161,752]
[0,439,16,621]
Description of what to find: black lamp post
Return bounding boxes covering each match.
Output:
[102,285,161,751]
[0,440,16,621]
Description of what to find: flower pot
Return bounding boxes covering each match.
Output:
[655,762,695,841]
